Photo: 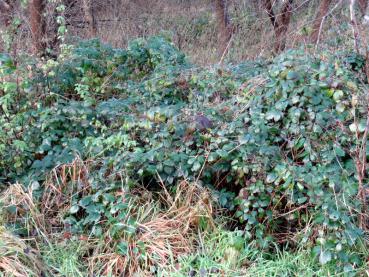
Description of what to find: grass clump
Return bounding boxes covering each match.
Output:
[39,241,87,277]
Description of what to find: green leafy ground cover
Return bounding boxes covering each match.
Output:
[0,37,368,275]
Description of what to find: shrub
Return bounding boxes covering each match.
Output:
[0,37,367,269]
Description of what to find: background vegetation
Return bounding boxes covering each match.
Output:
[0,0,369,276]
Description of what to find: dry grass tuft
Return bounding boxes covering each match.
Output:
[1,183,48,237]
[0,229,47,277]
[1,157,91,237]
[137,180,215,267]
[0,156,217,276]
[88,180,215,276]
[41,156,92,231]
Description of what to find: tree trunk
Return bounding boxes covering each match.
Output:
[0,0,11,52]
[275,0,293,52]
[0,0,9,10]
[365,50,369,83]
[350,0,360,53]
[358,0,369,24]
[310,0,333,44]
[215,0,231,59]
[82,0,97,38]
[0,0,11,26]
[263,0,277,28]
[29,0,46,55]
[358,0,368,16]
[263,0,294,53]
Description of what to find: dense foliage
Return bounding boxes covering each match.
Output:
[0,37,368,270]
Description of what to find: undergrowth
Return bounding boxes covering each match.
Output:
[2,180,367,276]
[0,36,369,275]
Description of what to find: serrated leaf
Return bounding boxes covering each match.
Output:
[69,205,80,214]
[336,103,345,113]
[286,71,299,80]
[334,146,345,157]
[319,250,332,265]
[333,90,344,101]
[266,110,283,121]
[266,173,277,183]
[192,161,201,172]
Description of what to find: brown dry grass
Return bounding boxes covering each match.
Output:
[0,229,47,277]
[88,180,215,276]
[1,183,48,237]
[41,156,93,231]
[0,156,217,276]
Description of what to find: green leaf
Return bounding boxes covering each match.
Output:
[266,173,277,183]
[319,250,332,265]
[30,181,40,191]
[286,71,299,80]
[333,90,344,101]
[266,110,283,121]
[116,241,129,256]
[216,149,228,158]
[297,197,307,204]
[83,212,101,224]
[79,196,93,208]
[334,146,345,157]
[192,161,201,172]
[92,225,103,236]
[69,205,80,214]
[230,236,244,251]
[335,103,345,113]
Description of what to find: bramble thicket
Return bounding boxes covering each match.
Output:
[0,36,368,275]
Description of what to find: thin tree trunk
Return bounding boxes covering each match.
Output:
[358,0,368,16]
[310,0,333,44]
[215,0,231,59]
[359,1,369,25]
[365,50,369,80]
[263,0,294,53]
[0,0,11,52]
[274,0,293,52]
[82,0,97,38]
[0,0,11,26]
[29,0,46,55]
[350,0,360,53]
[0,0,9,10]
[263,0,277,28]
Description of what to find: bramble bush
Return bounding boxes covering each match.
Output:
[0,36,368,270]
